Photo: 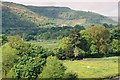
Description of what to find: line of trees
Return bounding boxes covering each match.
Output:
[3,25,85,41]
[55,26,120,60]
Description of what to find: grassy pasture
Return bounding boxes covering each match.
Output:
[63,57,119,79]
[26,40,59,49]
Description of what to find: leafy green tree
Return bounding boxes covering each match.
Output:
[80,30,92,45]
[7,35,23,48]
[111,39,120,54]
[7,44,47,79]
[108,27,120,55]
[2,44,18,77]
[57,37,74,59]
[110,27,120,40]
[69,29,89,52]
[103,23,109,28]
[80,30,93,53]
[8,55,45,79]
[39,56,66,78]
[69,29,81,48]
[58,37,72,50]
[87,26,110,54]
[54,48,67,60]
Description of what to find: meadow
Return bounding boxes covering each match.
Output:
[63,57,119,79]
[26,40,58,49]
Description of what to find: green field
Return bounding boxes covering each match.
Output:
[26,40,59,49]
[63,57,119,79]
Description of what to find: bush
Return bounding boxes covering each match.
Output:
[39,56,66,78]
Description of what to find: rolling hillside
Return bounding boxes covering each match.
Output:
[2,1,117,33]
[27,6,117,26]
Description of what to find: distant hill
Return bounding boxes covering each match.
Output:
[108,16,118,22]
[27,6,117,26]
[2,1,117,32]
[2,2,53,29]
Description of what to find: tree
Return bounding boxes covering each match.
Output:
[7,35,23,48]
[111,39,120,55]
[109,27,120,55]
[57,37,74,59]
[58,37,72,50]
[39,56,66,78]
[80,30,92,52]
[2,44,18,77]
[69,29,81,48]
[87,26,110,54]
[103,23,109,28]
[54,48,67,60]
[74,25,85,30]
[57,29,90,59]
[7,44,47,79]
[110,27,120,40]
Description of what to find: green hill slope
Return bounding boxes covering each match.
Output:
[2,1,117,33]
[27,6,117,26]
[2,2,55,32]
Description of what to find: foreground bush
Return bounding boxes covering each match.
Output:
[39,56,66,78]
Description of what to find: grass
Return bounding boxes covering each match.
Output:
[26,40,59,49]
[63,56,119,79]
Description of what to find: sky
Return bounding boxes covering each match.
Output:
[2,0,119,16]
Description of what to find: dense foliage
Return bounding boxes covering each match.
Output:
[55,26,119,60]
[4,25,85,41]
[39,56,66,78]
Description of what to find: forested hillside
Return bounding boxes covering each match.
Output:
[27,6,117,26]
[2,1,118,41]
[2,2,117,31]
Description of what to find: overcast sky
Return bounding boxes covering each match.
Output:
[2,0,119,16]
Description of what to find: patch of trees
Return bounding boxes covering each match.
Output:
[55,26,120,60]
[2,36,77,79]
[4,25,85,41]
